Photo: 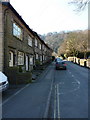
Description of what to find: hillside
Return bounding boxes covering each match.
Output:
[40,30,88,54]
[40,31,67,53]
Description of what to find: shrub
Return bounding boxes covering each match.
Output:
[7,67,32,84]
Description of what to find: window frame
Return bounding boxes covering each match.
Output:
[18,51,24,65]
[35,39,38,47]
[28,35,33,47]
[13,22,23,40]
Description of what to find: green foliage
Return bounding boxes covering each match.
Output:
[7,67,32,84]
[35,60,40,66]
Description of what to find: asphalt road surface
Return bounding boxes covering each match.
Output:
[49,61,88,119]
[2,64,54,119]
[2,61,88,119]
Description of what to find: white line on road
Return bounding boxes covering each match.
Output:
[54,85,57,119]
[72,75,74,77]
[0,84,30,106]
[43,69,54,118]
[59,82,64,85]
[57,84,60,119]
[68,70,80,85]
[75,79,80,85]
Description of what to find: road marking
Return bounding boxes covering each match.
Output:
[72,82,77,84]
[68,70,71,74]
[57,84,60,119]
[75,79,80,85]
[43,69,54,118]
[0,84,30,106]
[54,85,57,119]
[59,82,64,85]
[68,70,81,85]
[72,75,74,77]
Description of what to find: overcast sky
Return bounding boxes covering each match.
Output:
[10,0,88,35]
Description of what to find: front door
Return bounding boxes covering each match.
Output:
[9,51,13,67]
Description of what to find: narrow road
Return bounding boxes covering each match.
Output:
[2,61,88,119]
[49,61,88,119]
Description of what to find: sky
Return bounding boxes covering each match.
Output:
[10,0,88,35]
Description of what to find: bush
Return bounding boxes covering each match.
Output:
[35,60,40,66]
[7,67,32,84]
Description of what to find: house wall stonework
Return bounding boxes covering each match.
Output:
[0,3,4,72]
[3,7,34,73]
[0,2,53,84]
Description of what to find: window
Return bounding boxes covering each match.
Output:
[30,57,33,65]
[13,22,23,40]
[28,36,32,47]
[39,43,42,49]
[42,45,44,50]
[36,54,38,60]
[18,51,24,65]
[43,55,45,61]
[40,56,42,62]
[45,47,46,51]
[35,39,38,47]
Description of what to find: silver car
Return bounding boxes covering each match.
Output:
[0,72,9,92]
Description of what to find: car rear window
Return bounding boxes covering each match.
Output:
[56,62,65,64]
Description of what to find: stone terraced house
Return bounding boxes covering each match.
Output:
[0,1,53,84]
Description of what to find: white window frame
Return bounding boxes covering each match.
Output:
[28,35,32,47]
[40,56,42,62]
[36,54,38,60]
[35,39,38,47]
[30,57,33,65]
[18,51,24,65]
[13,22,23,40]
[39,43,42,49]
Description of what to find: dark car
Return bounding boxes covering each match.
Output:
[55,57,62,62]
[55,61,67,70]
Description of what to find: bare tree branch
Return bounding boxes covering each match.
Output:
[69,0,89,11]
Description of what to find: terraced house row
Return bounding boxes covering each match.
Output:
[0,2,53,84]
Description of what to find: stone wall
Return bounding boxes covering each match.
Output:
[0,3,4,72]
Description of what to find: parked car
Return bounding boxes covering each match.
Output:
[55,57,62,62]
[55,61,67,70]
[0,72,9,92]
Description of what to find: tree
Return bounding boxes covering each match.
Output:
[69,0,89,11]
[77,32,88,58]
[58,30,88,58]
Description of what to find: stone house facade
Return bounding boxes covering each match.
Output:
[0,2,52,84]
